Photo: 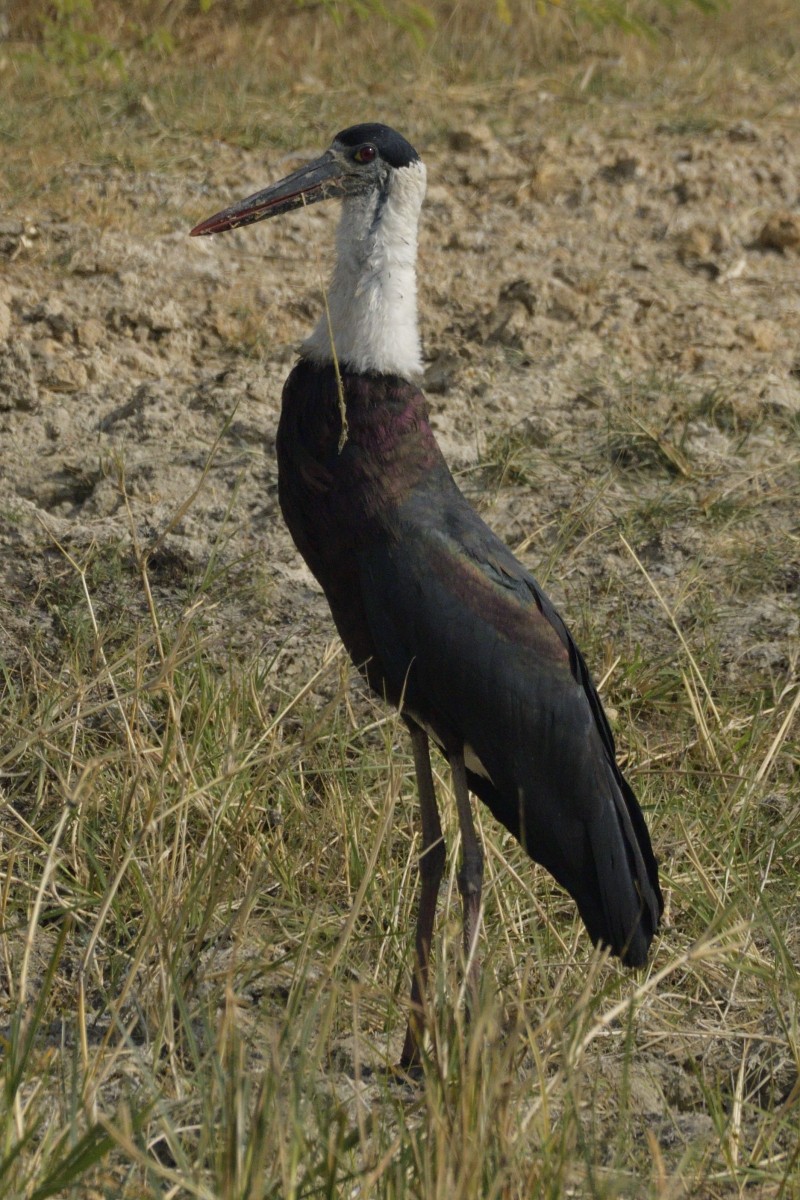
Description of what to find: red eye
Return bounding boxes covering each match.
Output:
[354,145,377,163]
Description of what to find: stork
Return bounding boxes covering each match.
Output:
[191,123,662,1068]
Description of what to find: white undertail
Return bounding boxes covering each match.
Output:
[303,159,427,379]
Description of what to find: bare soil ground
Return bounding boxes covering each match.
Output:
[2,58,798,681]
[0,6,799,1196]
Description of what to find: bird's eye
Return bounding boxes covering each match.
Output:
[353,145,377,164]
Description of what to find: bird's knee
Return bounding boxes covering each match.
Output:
[457,848,483,899]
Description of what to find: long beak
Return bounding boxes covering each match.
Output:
[190,151,345,236]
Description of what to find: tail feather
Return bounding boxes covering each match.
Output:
[579,763,662,967]
[468,763,662,968]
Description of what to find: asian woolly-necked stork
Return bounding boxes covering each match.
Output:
[191,123,662,1068]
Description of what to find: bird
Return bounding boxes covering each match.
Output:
[191,122,662,1068]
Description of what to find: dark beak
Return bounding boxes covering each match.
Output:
[190,151,345,236]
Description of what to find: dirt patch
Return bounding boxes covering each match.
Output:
[2,89,798,685]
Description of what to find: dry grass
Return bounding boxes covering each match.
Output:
[2,462,798,1196]
[2,0,798,215]
[1,1,799,1196]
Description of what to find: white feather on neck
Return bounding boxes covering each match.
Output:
[302,159,426,379]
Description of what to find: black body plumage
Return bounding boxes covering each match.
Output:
[278,359,662,966]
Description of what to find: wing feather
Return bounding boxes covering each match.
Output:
[358,481,662,963]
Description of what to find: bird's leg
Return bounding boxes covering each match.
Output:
[400,722,446,1069]
[449,748,483,1006]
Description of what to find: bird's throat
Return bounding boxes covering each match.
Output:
[302,160,427,380]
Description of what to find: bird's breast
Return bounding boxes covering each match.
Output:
[277,358,441,539]
[276,357,443,689]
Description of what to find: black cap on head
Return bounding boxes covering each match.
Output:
[334,123,420,168]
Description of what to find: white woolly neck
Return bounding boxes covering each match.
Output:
[302,159,426,379]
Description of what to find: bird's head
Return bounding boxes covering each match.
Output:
[190,123,422,237]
